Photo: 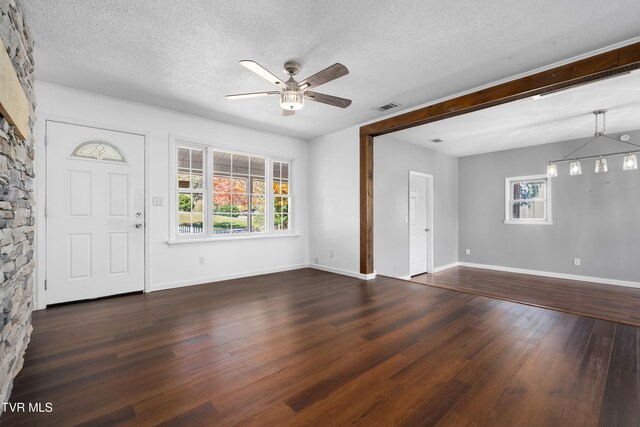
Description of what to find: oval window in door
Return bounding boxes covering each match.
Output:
[70,140,127,163]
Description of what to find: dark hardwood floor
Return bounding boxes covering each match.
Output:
[2,268,638,426]
[412,267,640,327]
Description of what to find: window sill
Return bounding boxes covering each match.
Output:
[504,220,553,226]
[167,232,300,246]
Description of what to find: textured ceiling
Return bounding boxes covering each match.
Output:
[387,70,640,157]
[22,0,640,140]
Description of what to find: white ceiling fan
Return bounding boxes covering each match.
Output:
[226,60,352,116]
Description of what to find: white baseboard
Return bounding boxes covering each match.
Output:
[458,262,640,289]
[308,263,377,280]
[150,264,310,292]
[433,262,461,273]
[398,275,411,281]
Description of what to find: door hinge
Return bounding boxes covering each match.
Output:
[44,206,47,218]
[44,134,48,145]
[44,279,47,290]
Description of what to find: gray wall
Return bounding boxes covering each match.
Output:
[374,136,459,278]
[459,130,640,282]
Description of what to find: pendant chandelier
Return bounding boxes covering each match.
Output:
[547,109,639,177]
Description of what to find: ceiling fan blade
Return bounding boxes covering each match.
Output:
[239,60,288,88]
[305,91,352,108]
[298,63,349,90]
[282,109,295,116]
[225,91,279,100]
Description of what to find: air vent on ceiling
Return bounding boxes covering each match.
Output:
[431,138,443,143]
[376,102,399,111]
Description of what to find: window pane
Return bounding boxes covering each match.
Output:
[232,177,248,194]
[233,154,250,175]
[233,214,248,233]
[178,147,190,169]
[214,151,231,173]
[281,163,289,180]
[213,213,232,234]
[251,214,265,232]
[512,181,545,200]
[273,181,282,195]
[192,193,203,213]
[213,193,231,212]
[213,175,231,192]
[191,149,203,170]
[232,194,248,212]
[251,178,265,195]
[250,156,265,177]
[274,196,283,214]
[178,172,190,189]
[273,161,281,179]
[191,172,203,189]
[274,213,289,230]
[280,196,289,215]
[251,196,265,213]
[512,201,545,219]
[179,193,192,212]
[280,181,289,195]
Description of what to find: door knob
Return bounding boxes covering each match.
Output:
[135,212,143,218]
[425,228,430,232]
[135,223,143,229]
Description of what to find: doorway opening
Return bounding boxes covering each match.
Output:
[409,172,433,277]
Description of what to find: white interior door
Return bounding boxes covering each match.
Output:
[409,173,430,276]
[46,121,145,304]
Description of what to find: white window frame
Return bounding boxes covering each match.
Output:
[271,157,293,233]
[504,174,552,225]
[168,136,295,243]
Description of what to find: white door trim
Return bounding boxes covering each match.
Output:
[35,113,151,309]
[408,171,434,275]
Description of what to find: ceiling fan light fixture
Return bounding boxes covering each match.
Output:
[280,89,304,111]
[623,153,638,171]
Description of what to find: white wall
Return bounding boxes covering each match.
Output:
[374,136,458,278]
[308,126,361,275]
[34,82,310,308]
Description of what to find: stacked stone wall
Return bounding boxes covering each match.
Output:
[0,0,36,405]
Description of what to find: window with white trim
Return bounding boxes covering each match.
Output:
[173,140,293,238]
[504,175,552,225]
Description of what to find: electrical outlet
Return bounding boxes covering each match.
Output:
[329,250,334,258]
[465,249,471,255]
[199,256,205,265]
[152,196,164,206]
[573,258,581,266]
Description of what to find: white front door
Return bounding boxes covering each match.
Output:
[46,121,145,304]
[409,173,430,276]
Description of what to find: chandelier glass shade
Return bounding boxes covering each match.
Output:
[594,157,608,173]
[623,153,638,171]
[569,162,582,176]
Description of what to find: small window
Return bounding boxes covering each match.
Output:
[505,175,551,225]
[177,146,204,235]
[272,160,290,231]
[71,140,126,163]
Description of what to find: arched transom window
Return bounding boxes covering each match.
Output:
[71,140,127,163]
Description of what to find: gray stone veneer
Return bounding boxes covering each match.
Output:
[0,0,36,405]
